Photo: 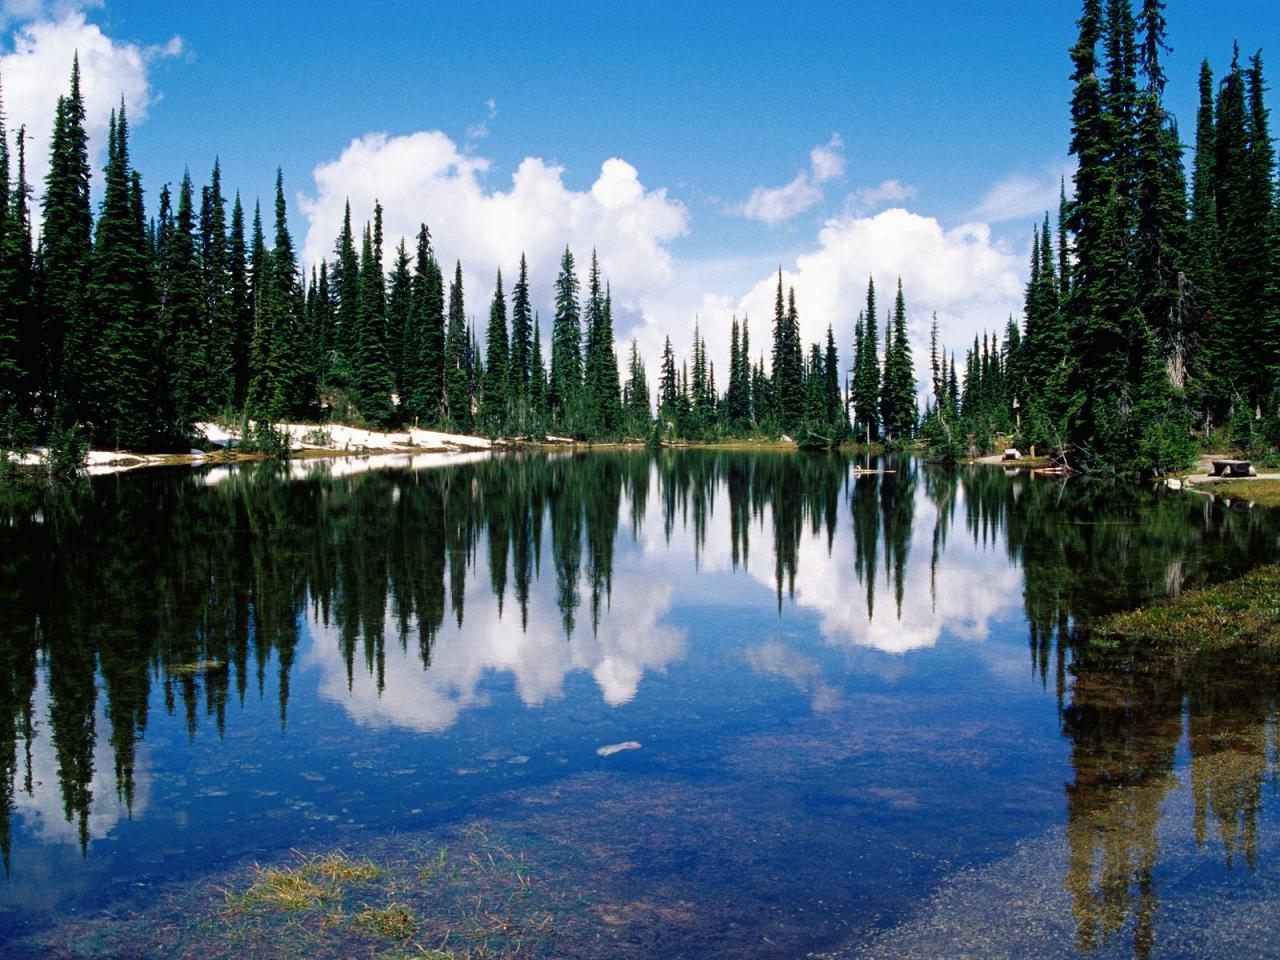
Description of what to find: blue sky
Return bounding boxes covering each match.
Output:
[3,0,1277,380]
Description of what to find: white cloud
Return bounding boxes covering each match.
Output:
[740,133,845,225]
[845,178,917,215]
[632,459,1025,657]
[298,131,689,322]
[809,133,845,183]
[972,162,1076,224]
[1,9,183,210]
[15,668,150,847]
[308,486,686,734]
[741,173,823,225]
[0,0,99,28]
[641,208,1023,407]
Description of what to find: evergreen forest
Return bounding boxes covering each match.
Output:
[0,0,1277,477]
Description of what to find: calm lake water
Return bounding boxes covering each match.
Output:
[2,451,1280,959]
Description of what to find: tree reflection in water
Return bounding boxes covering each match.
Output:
[1,452,1279,958]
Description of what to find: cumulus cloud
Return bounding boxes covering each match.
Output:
[0,0,99,28]
[652,208,1023,404]
[740,133,845,225]
[298,130,688,321]
[0,9,183,210]
[972,162,1076,223]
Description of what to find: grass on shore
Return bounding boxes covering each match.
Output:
[1094,563,1280,652]
[1205,479,1280,507]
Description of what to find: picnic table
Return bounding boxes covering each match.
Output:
[1210,459,1256,478]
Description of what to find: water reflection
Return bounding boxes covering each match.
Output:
[3,452,1280,957]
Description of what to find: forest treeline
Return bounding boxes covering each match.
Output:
[0,0,1278,474]
[0,57,875,455]
[921,0,1280,475]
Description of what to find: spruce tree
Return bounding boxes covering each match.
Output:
[549,247,581,432]
[201,161,235,410]
[43,57,93,429]
[1213,49,1251,414]
[1243,53,1278,404]
[658,335,678,425]
[352,207,393,425]
[480,270,509,434]
[596,282,622,434]
[622,339,651,436]
[91,107,157,450]
[444,261,471,432]
[1134,0,1189,389]
[579,253,623,436]
[267,170,312,420]
[331,201,360,386]
[508,253,533,424]
[0,117,33,420]
[1189,58,1223,409]
[246,201,271,418]
[387,240,413,410]
[529,314,547,425]
[405,224,444,424]
[227,194,252,407]
[770,272,804,434]
[823,324,846,439]
[163,173,209,427]
[852,277,881,442]
[879,280,917,443]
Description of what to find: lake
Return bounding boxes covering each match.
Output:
[2,450,1279,959]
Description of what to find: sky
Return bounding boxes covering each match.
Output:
[2,0,1277,389]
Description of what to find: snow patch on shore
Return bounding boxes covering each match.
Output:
[197,421,493,453]
[4,422,493,476]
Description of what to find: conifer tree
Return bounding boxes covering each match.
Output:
[852,277,881,442]
[352,204,392,424]
[799,342,827,444]
[823,324,846,439]
[658,335,678,425]
[246,201,271,418]
[879,280,917,443]
[1188,59,1223,405]
[43,56,93,428]
[480,270,509,434]
[770,272,804,434]
[201,162,236,410]
[1134,0,1189,388]
[91,107,157,449]
[163,170,208,430]
[508,253,533,422]
[622,338,651,436]
[549,247,581,431]
[227,194,252,407]
[529,314,547,425]
[405,224,444,424]
[580,252,621,436]
[267,170,312,420]
[331,201,360,386]
[0,89,13,412]
[0,119,33,421]
[1243,53,1278,404]
[444,261,471,432]
[387,240,412,410]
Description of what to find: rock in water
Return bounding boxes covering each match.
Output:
[596,741,642,757]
